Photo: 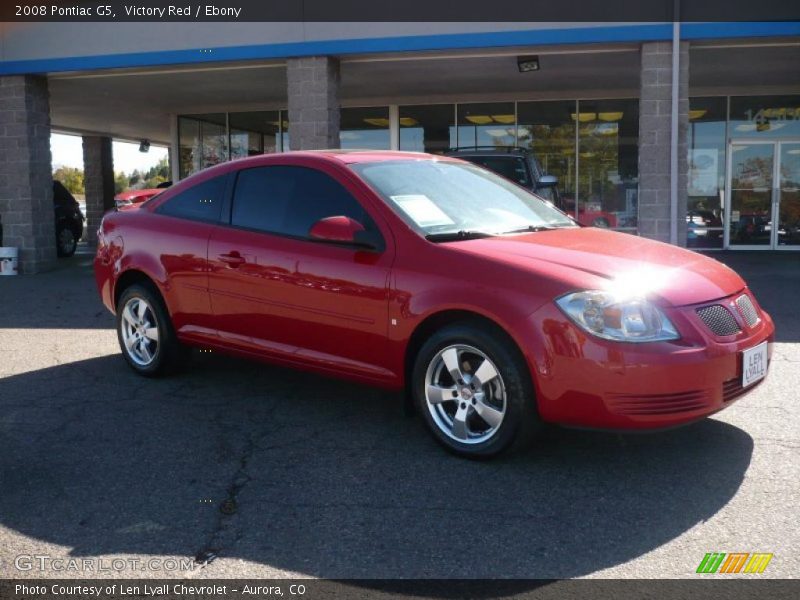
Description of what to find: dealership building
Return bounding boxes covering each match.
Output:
[1,20,799,272]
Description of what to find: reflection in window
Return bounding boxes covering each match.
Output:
[178,114,228,178]
[779,143,800,246]
[399,104,455,154]
[729,144,774,246]
[729,95,800,139]
[686,97,727,249]
[517,100,576,203]
[457,103,516,149]
[229,111,279,160]
[340,107,391,149]
[577,100,639,230]
[178,117,200,179]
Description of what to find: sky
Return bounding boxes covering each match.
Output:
[50,132,169,175]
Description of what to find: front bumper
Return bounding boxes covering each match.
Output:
[520,288,775,430]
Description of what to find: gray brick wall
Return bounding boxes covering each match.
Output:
[0,75,56,274]
[287,56,340,150]
[82,136,115,245]
[638,41,689,245]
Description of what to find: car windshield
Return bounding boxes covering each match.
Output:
[351,159,575,239]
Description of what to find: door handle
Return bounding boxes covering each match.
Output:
[219,252,246,267]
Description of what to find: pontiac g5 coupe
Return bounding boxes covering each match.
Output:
[94,151,774,458]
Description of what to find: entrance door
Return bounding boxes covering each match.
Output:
[778,142,800,247]
[727,140,800,249]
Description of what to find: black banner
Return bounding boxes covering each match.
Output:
[2,0,800,22]
[2,580,800,600]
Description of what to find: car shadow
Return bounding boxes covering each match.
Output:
[0,351,753,583]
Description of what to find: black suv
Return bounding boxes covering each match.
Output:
[53,180,85,257]
[444,146,560,202]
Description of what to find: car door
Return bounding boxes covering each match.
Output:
[207,162,396,383]
[149,172,230,336]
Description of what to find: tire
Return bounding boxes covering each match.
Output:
[592,217,610,228]
[56,225,77,257]
[116,283,189,377]
[412,321,541,459]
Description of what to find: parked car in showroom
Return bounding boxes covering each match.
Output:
[53,180,84,257]
[94,151,774,458]
[114,181,171,208]
[445,146,618,228]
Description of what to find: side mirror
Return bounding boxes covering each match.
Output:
[309,216,382,250]
[536,174,558,189]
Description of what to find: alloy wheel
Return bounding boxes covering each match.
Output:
[424,344,507,444]
[58,228,76,255]
[120,297,160,366]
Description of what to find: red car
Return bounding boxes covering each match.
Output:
[114,182,171,208]
[94,151,774,458]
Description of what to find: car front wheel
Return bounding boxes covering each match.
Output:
[116,283,187,377]
[413,322,541,458]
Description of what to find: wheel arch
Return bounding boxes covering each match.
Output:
[403,309,532,392]
[113,269,164,310]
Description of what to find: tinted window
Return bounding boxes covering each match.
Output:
[231,166,372,239]
[157,175,226,222]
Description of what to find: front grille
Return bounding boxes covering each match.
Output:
[735,294,760,327]
[606,390,709,416]
[696,304,741,336]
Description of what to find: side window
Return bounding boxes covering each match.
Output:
[231,166,375,239]
[156,175,226,222]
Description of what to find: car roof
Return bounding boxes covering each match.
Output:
[167,150,464,193]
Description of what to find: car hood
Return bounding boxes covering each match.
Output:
[448,227,745,307]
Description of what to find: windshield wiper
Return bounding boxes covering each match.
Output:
[501,224,574,235]
[425,229,496,242]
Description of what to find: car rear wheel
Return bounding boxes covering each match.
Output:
[413,322,541,458]
[592,217,610,228]
[56,225,77,257]
[116,283,188,377]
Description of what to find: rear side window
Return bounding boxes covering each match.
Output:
[156,175,226,222]
[230,166,373,239]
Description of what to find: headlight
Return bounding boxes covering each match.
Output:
[556,291,679,342]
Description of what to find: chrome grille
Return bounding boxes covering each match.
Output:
[696,305,741,336]
[735,294,760,327]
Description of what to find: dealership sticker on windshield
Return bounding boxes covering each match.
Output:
[391,194,454,228]
[742,341,768,388]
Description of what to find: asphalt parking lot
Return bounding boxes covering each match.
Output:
[0,250,798,580]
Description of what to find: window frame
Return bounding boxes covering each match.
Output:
[220,164,386,251]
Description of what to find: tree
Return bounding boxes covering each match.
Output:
[52,166,84,195]
[114,171,129,195]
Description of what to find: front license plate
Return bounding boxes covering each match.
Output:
[742,341,768,388]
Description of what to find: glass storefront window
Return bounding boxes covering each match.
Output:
[730,95,800,139]
[687,97,727,248]
[178,113,227,178]
[340,107,391,149]
[456,102,516,149]
[178,116,200,179]
[517,100,576,203]
[577,99,639,230]
[229,111,279,160]
[399,104,455,154]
